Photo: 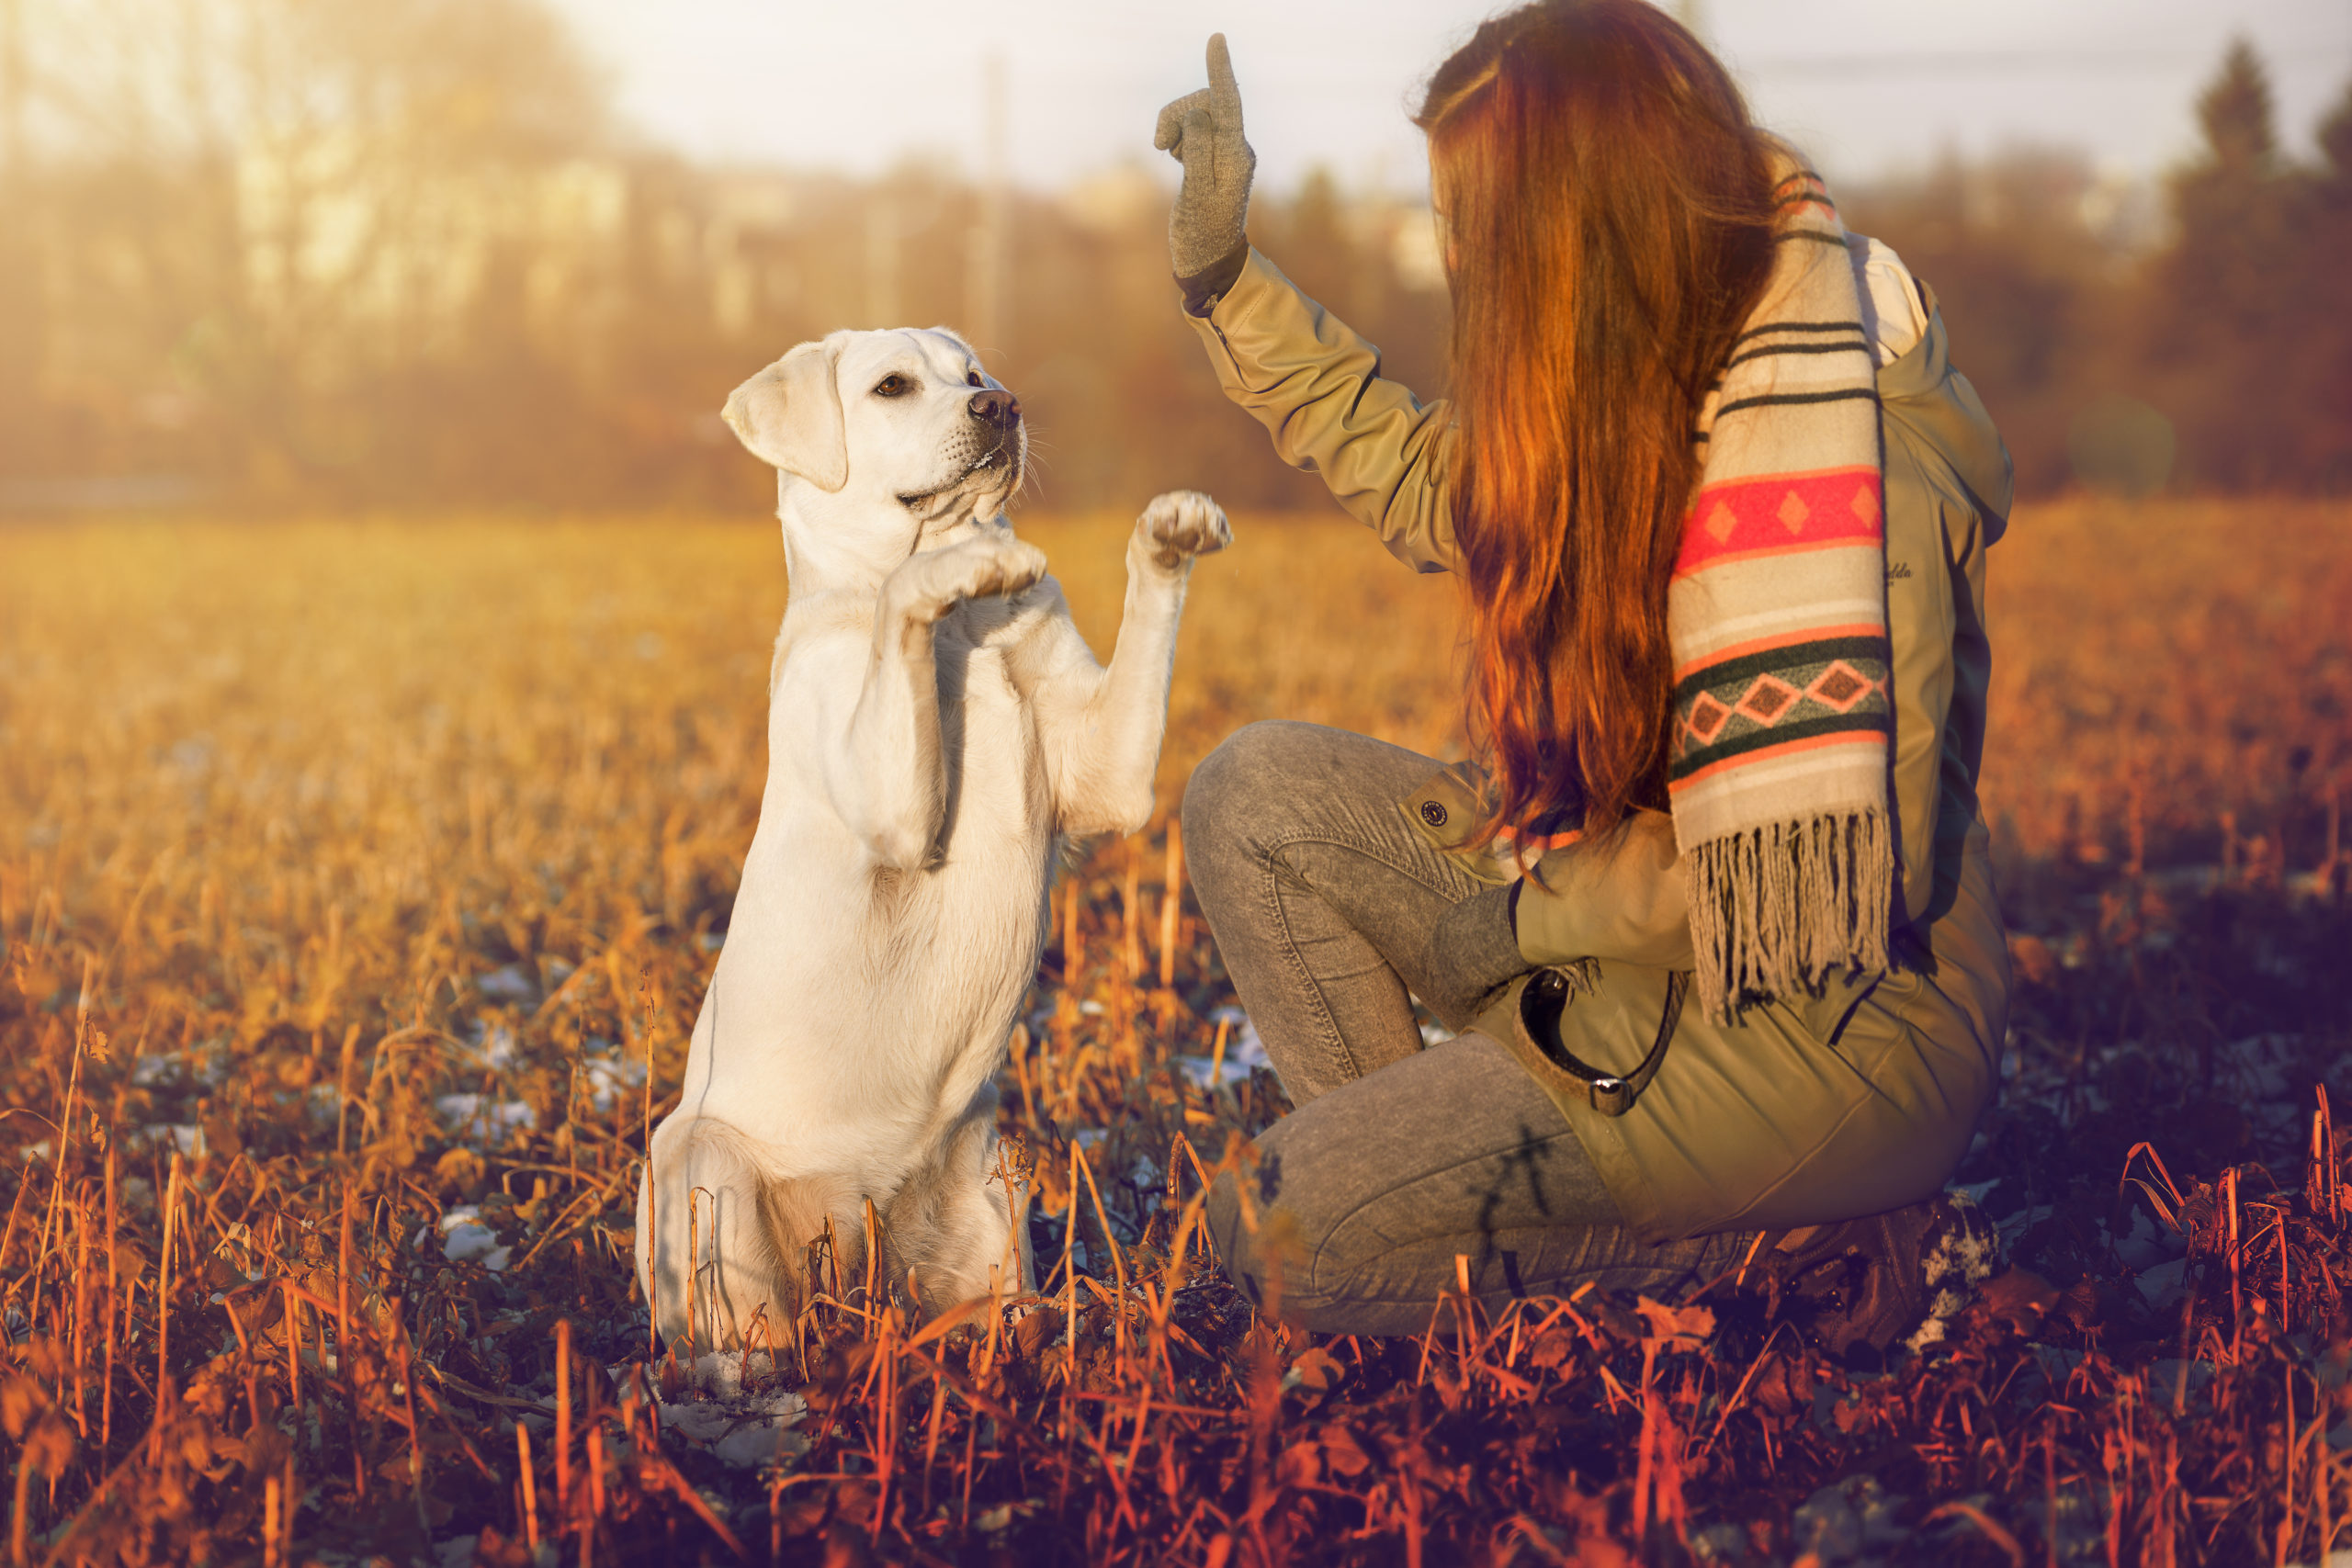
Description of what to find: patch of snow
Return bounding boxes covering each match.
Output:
[438,1208,511,1271]
[476,964,538,1004]
[1175,1054,1251,1089]
[580,1050,646,1113]
[435,1094,537,1143]
[654,1351,809,1469]
[2134,1258,2189,1310]
[303,1083,342,1124]
[1997,1203,2053,1249]
[132,1124,207,1158]
[2114,1207,2177,1269]
[458,1021,522,1070]
[2211,1033,2299,1101]
[1176,1012,1270,1089]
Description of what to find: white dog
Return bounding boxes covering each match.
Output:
[635,325,1228,1347]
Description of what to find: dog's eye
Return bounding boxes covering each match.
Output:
[872,373,914,399]
[965,370,984,388]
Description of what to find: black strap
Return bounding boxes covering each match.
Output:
[1517,967,1689,1118]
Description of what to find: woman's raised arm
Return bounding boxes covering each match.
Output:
[1157,37,1460,576]
[1183,251,1461,576]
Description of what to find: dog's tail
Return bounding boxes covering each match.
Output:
[641,1117,869,1352]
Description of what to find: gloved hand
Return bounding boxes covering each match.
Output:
[1154,33,1256,282]
[1421,882,1530,1031]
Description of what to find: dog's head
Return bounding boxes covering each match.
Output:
[724,327,1025,540]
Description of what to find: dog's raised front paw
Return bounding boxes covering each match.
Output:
[1136,490,1231,571]
[894,533,1049,621]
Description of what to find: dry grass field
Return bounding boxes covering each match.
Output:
[1,497,2348,1566]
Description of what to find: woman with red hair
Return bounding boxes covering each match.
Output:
[1159,2,2013,1354]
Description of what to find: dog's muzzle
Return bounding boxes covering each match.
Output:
[967,390,1021,471]
[897,389,1026,515]
[968,389,1020,432]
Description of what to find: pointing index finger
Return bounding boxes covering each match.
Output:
[1206,33,1241,121]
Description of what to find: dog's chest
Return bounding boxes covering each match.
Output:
[933,616,1050,837]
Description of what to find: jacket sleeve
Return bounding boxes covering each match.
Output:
[1877,300,2014,929]
[1880,417,1960,924]
[1511,812,1698,971]
[1185,248,1462,575]
[1404,767,1699,970]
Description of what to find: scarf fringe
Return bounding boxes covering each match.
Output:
[1686,810,1894,1023]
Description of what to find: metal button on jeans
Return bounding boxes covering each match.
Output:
[1419,799,1447,828]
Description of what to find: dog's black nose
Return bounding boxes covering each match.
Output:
[968,389,1020,429]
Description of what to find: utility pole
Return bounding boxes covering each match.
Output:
[0,0,24,186]
[0,0,33,442]
[866,196,901,329]
[967,52,1010,368]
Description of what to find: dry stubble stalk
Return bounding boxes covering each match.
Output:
[29,957,93,1342]
[556,1317,572,1524]
[516,1418,540,1551]
[100,1146,116,1455]
[1159,819,1183,991]
[153,1151,181,1451]
[641,965,659,1364]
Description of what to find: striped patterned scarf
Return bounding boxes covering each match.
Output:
[1671,162,1894,1021]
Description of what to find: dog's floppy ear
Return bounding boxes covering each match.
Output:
[722,338,848,491]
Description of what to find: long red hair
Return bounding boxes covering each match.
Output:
[1418,0,1779,846]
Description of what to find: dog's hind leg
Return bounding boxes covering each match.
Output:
[638,1118,864,1355]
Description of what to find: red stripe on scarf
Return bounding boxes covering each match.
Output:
[1675,466,1883,576]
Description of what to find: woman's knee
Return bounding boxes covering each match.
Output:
[1183,722,1319,857]
[1209,1172,1317,1320]
[1204,1124,1358,1316]
[1204,1168,1258,1302]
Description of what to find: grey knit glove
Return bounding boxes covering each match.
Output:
[1154,33,1256,282]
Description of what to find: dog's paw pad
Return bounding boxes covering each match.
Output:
[926,535,1047,605]
[1138,490,1231,568]
[986,537,1049,593]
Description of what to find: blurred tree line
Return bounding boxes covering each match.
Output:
[0,3,2343,514]
[1842,39,2352,497]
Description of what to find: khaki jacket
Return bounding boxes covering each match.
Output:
[1186,249,2014,1240]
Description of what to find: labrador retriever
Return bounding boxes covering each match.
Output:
[636,325,1228,1348]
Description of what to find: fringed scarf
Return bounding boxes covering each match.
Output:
[1671,162,1894,1021]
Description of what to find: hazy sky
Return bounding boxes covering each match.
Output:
[548,0,2352,195]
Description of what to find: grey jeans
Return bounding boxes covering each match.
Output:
[1182,722,1758,1336]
